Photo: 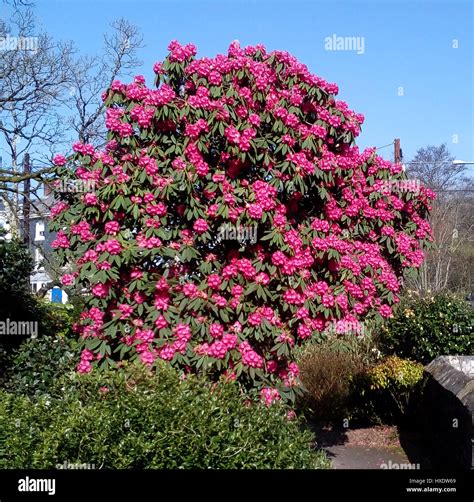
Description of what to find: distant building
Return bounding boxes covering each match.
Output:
[0,190,68,303]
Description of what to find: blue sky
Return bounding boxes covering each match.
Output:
[14,0,474,166]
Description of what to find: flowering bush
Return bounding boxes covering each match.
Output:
[50,41,434,401]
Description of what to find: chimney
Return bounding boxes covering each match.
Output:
[44,181,52,197]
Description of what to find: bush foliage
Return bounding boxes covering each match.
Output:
[3,332,80,397]
[353,355,425,423]
[297,337,424,424]
[380,293,473,364]
[0,364,329,469]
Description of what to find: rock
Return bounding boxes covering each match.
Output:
[422,356,474,469]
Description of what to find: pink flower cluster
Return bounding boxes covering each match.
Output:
[51,40,434,400]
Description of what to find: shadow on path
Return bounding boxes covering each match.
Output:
[311,423,431,469]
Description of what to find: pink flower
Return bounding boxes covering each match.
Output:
[174,323,192,341]
[168,40,197,63]
[155,315,168,329]
[272,251,287,266]
[101,239,122,255]
[60,274,75,286]
[222,333,237,349]
[287,410,297,420]
[209,323,224,338]
[255,272,270,285]
[77,349,95,374]
[379,305,393,318]
[288,362,299,376]
[239,342,263,368]
[183,283,199,298]
[248,114,261,127]
[207,340,227,359]
[50,201,69,218]
[248,312,262,327]
[140,350,155,366]
[247,203,263,219]
[231,285,243,297]
[260,387,281,406]
[51,231,70,249]
[207,274,221,290]
[296,307,309,319]
[267,360,278,373]
[212,294,227,307]
[297,324,312,339]
[159,345,175,361]
[83,193,98,206]
[193,218,209,234]
[92,283,109,298]
[224,126,240,144]
[105,221,121,235]
[172,158,186,170]
[118,304,134,319]
[53,154,67,166]
[77,360,92,374]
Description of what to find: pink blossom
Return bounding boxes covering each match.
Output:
[53,154,67,166]
[210,323,224,338]
[193,218,209,234]
[92,283,109,298]
[379,305,393,318]
[207,274,221,289]
[260,387,281,406]
[60,274,75,286]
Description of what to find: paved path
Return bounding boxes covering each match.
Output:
[325,444,413,469]
[313,425,428,469]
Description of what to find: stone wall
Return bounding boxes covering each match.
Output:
[422,356,473,470]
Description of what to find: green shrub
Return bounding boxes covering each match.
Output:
[3,334,80,397]
[379,293,473,364]
[36,302,77,339]
[297,336,425,425]
[0,364,329,469]
[1,300,81,393]
[0,233,36,322]
[0,234,40,358]
[296,338,369,423]
[352,356,425,424]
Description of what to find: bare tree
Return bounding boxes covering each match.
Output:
[0,4,144,299]
[406,144,468,192]
[0,7,144,233]
[0,6,73,236]
[65,18,143,146]
[406,144,474,294]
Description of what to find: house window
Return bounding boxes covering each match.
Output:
[35,222,45,241]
